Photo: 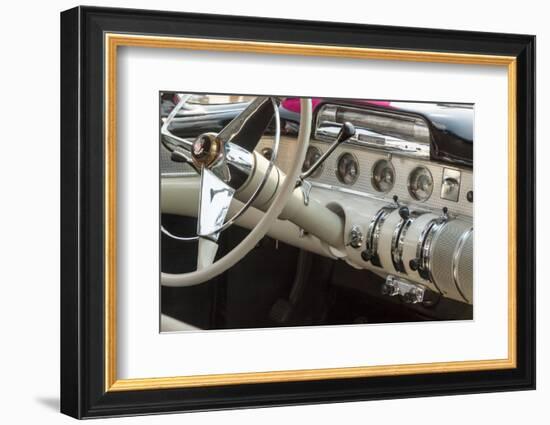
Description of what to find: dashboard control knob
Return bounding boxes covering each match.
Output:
[409,258,420,271]
[398,206,410,220]
[361,250,373,262]
[337,121,356,143]
[348,225,364,249]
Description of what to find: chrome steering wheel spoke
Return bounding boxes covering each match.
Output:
[196,168,235,270]
[216,96,279,153]
[197,238,219,271]
[197,168,235,241]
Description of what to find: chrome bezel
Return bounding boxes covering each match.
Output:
[415,218,437,278]
[370,158,396,193]
[391,211,424,274]
[422,220,448,290]
[335,152,360,185]
[391,218,409,273]
[407,166,434,202]
[365,205,395,267]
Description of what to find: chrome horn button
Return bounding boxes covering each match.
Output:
[191,133,221,168]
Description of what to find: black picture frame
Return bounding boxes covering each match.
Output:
[61,5,535,419]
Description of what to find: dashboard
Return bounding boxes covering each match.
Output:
[256,101,474,305]
[160,98,474,306]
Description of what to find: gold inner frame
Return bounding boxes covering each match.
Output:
[104,33,517,392]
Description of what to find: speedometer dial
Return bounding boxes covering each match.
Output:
[371,159,395,193]
[336,153,359,185]
[408,166,433,201]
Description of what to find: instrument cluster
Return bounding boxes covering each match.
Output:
[300,140,473,218]
[305,145,444,203]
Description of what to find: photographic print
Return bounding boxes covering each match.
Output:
[159,93,474,331]
[61,7,535,417]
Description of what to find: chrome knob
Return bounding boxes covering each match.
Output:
[409,258,420,271]
[398,206,410,220]
[348,225,364,249]
[361,250,373,262]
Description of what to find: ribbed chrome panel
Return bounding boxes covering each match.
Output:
[429,219,472,302]
[456,231,474,302]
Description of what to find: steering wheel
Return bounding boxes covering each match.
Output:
[161,97,312,287]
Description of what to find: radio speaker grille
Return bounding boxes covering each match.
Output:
[430,220,472,302]
[456,231,473,302]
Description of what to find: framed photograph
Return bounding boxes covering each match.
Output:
[60,6,535,419]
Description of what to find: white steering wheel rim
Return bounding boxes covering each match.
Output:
[161,98,312,287]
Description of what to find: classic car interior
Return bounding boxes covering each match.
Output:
[160,93,474,331]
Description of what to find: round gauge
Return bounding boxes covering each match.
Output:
[408,166,434,201]
[302,146,323,178]
[336,153,359,185]
[371,159,395,193]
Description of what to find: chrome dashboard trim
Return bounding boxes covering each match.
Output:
[415,218,437,281]
[309,181,388,202]
[365,205,396,267]
[315,104,430,159]
[391,215,407,273]
[316,123,430,159]
[392,211,424,274]
[422,220,448,293]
